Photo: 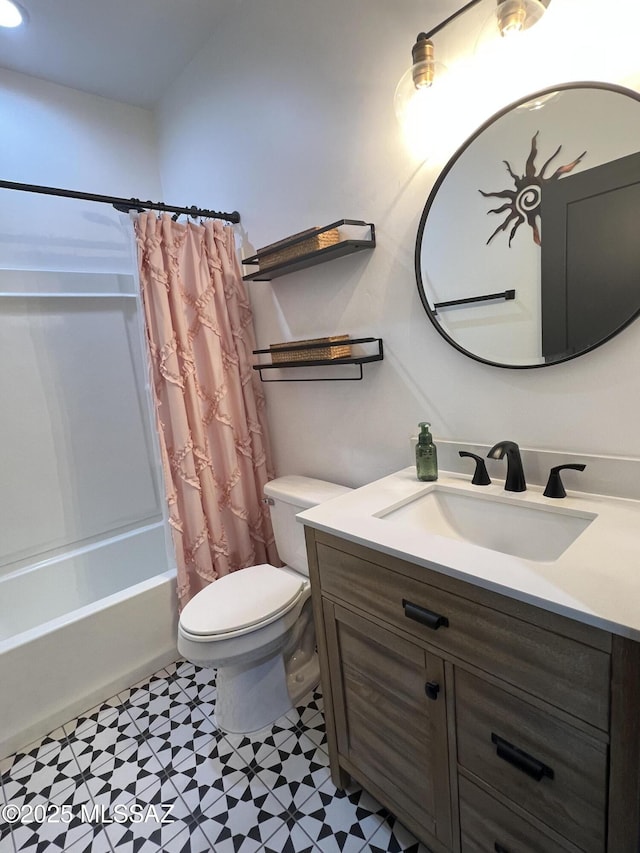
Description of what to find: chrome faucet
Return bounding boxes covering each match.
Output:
[487,440,526,492]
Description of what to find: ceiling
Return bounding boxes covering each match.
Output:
[0,0,472,110]
[0,0,234,108]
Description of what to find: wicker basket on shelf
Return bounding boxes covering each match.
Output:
[270,335,352,364]
[257,227,340,270]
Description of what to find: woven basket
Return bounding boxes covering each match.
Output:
[257,227,340,270]
[270,335,352,364]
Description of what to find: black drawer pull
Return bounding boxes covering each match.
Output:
[402,599,449,630]
[494,844,511,853]
[491,733,554,782]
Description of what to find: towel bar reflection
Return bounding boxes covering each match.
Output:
[433,288,516,314]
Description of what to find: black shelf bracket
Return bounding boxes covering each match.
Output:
[252,337,383,383]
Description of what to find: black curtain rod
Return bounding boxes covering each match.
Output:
[0,179,241,224]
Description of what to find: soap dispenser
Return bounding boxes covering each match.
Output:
[416,422,438,481]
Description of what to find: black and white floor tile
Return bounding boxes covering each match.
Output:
[1,660,432,852]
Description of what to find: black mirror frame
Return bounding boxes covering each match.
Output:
[415,80,640,370]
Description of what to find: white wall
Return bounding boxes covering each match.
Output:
[0,68,162,271]
[0,67,161,195]
[155,0,640,488]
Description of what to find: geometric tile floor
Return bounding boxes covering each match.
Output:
[0,660,431,852]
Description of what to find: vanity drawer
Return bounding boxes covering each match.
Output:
[455,668,608,853]
[459,776,578,853]
[316,541,610,729]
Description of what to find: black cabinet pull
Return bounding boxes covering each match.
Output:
[402,599,449,630]
[491,733,554,781]
[425,681,440,700]
[494,844,511,853]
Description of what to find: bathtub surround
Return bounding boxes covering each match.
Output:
[136,214,279,610]
[0,194,176,759]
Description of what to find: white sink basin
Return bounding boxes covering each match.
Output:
[375,485,596,562]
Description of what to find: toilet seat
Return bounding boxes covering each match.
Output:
[179,564,305,641]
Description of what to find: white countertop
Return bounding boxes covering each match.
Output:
[298,467,640,642]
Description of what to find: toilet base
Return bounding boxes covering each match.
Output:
[286,649,320,706]
[215,653,293,734]
[213,649,320,734]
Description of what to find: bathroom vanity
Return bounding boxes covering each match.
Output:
[300,469,640,853]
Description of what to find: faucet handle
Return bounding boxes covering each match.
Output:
[459,451,491,486]
[543,463,586,499]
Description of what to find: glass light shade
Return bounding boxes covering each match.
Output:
[394,59,449,125]
[0,0,25,27]
[394,58,455,162]
[496,0,549,37]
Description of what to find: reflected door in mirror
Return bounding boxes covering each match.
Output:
[541,150,640,360]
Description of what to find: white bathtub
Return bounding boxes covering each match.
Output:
[0,523,179,759]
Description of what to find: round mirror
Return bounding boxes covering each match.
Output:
[416,82,640,368]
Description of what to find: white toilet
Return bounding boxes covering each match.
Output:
[177,475,351,734]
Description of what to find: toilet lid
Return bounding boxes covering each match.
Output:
[179,564,305,637]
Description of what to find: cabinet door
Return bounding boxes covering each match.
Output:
[323,601,452,848]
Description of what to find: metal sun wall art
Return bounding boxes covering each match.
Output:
[480,132,586,247]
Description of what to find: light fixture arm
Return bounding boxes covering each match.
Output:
[422,0,484,40]
[421,0,551,41]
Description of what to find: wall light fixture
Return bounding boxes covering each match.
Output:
[0,0,27,28]
[394,0,551,123]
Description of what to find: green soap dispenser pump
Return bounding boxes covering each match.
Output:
[416,422,438,482]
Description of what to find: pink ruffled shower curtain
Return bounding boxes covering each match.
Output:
[135,213,279,610]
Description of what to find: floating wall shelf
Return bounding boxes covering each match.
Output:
[252,337,383,382]
[242,220,376,281]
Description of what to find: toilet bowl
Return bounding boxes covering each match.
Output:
[177,475,351,734]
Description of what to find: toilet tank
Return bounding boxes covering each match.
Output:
[264,475,352,576]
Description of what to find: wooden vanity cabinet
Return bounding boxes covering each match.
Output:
[305,527,640,853]
[323,600,453,850]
